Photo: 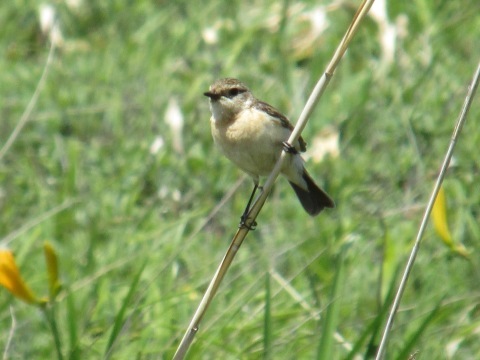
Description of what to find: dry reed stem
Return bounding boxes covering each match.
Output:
[375,60,480,360]
[172,1,376,359]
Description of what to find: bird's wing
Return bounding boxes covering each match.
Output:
[254,100,307,152]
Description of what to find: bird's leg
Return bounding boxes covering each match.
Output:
[282,141,299,155]
[239,183,259,230]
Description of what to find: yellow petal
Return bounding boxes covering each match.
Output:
[0,249,40,304]
[432,187,454,247]
[44,242,61,298]
[432,188,471,259]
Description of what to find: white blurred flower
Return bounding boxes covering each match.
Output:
[202,27,219,45]
[65,0,83,11]
[158,185,169,199]
[38,4,64,47]
[287,5,330,60]
[307,126,340,163]
[50,24,64,47]
[396,14,409,40]
[157,186,182,202]
[39,4,55,34]
[303,6,329,38]
[149,136,164,155]
[165,97,184,154]
[370,0,412,66]
[172,189,181,202]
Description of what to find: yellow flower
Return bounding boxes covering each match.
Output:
[432,187,471,259]
[0,249,43,304]
[432,187,454,247]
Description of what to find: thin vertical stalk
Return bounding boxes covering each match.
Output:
[42,305,64,360]
[375,60,480,360]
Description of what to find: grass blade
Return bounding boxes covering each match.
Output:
[345,266,399,360]
[66,290,80,360]
[263,272,272,360]
[316,244,348,360]
[394,300,443,360]
[104,262,146,358]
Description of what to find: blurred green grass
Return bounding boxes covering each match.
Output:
[1,0,479,359]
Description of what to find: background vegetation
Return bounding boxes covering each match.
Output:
[1,0,479,358]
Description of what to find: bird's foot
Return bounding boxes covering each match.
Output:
[239,215,257,230]
[282,141,298,154]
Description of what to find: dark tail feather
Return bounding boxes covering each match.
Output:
[289,170,335,216]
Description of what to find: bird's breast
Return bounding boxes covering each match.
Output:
[211,108,291,176]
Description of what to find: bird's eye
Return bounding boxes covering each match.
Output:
[228,88,241,97]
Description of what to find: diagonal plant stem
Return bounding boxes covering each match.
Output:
[0,41,56,161]
[375,60,480,360]
[1,199,78,246]
[172,1,376,359]
[3,307,16,360]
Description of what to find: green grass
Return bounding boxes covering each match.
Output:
[1,0,480,359]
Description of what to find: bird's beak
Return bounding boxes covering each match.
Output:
[203,91,221,101]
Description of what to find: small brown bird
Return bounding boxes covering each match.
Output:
[204,78,334,222]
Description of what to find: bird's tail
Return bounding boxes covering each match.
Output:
[289,170,335,216]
